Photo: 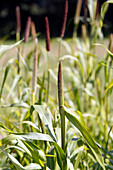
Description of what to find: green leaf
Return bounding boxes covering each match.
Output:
[47,146,55,170]
[76,110,85,126]
[0,59,14,99]
[0,147,41,169]
[53,142,66,170]
[0,122,13,133]
[49,69,57,82]
[57,38,72,53]
[74,151,82,169]
[33,105,57,142]
[22,141,46,167]
[63,106,105,170]
[20,121,40,131]
[60,55,78,62]
[14,132,54,142]
[7,75,21,98]
[94,43,113,59]
[0,102,30,108]
[0,39,23,58]
[105,79,113,92]
[100,1,110,28]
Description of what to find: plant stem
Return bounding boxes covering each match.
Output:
[47,51,50,104]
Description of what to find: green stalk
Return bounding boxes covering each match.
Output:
[104,34,113,146]
[16,32,21,99]
[16,6,21,75]
[58,61,65,151]
[47,51,50,104]
[73,0,82,37]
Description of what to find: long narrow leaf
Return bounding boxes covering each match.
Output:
[63,106,105,170]
[0,148,41,170]
[0,61,12,98]
[33,105,57,142]
[105,79,113,92]
[0,39,23,58]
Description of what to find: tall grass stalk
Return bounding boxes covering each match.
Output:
[45,17,50,104]
[73,0,82,37]
[58,61,65,151]
[32,38,38,104]
[58,0,68,60]
[16,6,21,101]
[104,34,113,146]
[16,6,21,74]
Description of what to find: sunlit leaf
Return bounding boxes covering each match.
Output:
[33,105,57,142]
[63,106,105,170]
[0,39,23,58]
[94,43,113,59]
[20,121,40,131]
[60,55,78,62]
[7,75,21,98]
[105,79,113,92]
[0,122,13,133]
[0,59,15,99]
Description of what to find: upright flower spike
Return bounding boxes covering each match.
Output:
[60,0,68,38]
[45,17,50,51]
[16,6,21,33]
[32,38,38,95]
[58,61,65,151]
[24,17,31,43]
[58,61,64,108]
[31,21,36,40]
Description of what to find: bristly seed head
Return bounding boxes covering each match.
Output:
[24,16,31,43]
[16,6,21,33]
[58,61,64,107]
[60,0,68,38]
[45,17,50,51]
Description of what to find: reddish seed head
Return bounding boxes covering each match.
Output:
[16,6,21,32]
[24,16,31,43]
[60,0,68,38]
[58,61,63,100]
[45,17,50,51]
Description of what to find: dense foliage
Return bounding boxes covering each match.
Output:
[0,0,113,169]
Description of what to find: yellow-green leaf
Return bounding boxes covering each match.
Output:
[105,79,113,92]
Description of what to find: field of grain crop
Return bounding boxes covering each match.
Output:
[0,1,113,169]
